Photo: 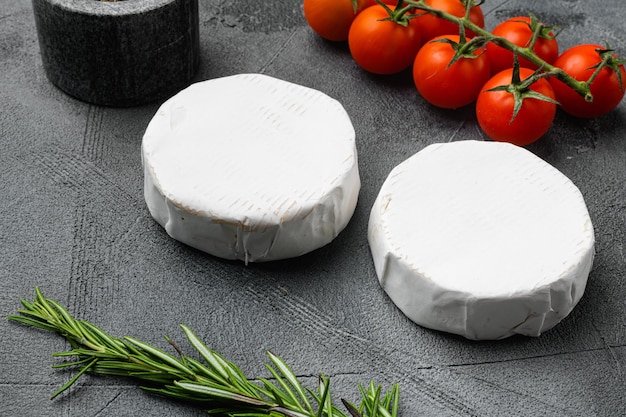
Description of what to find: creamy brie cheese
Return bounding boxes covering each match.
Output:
[368,141,595,340]
[142,74,360,263]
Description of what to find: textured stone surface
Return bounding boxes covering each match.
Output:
[32,0,199,106]
[1,0,625,416]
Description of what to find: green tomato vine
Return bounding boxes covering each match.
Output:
[400,0,620,103]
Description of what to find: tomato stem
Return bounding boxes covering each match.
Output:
[485,56,559,124]
[584,46,625,100]
[351,0,359,14]
[462,0,473,20]
[376,0,414,26]
[433,31,488,68]
[404,0,594,101]
[525,15,543,52]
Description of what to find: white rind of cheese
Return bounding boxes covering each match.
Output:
[142,74,360,263]
[368,141,595,340]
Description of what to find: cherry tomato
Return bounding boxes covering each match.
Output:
[476,68,557,146]
[413,0,485,42]
[549,44,626,118]
[304,0,369,42]
[348,4,422,75]
[486,16,559,75]
[413,35,491,109]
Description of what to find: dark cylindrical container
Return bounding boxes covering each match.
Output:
[32,0,200,106]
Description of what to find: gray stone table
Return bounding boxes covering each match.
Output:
[1,0,625,416]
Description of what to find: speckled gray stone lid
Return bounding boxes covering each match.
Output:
[44,0,175,15]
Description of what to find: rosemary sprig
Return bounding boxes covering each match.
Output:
[7,287,400,417]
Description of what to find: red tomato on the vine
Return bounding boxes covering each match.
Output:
[304,0,369,42]
[486,16,559,75]
[549,44,626,118]
[348,4,422,75]
[414,0,485,42]
[413,35,491,109]
[476,68,557,146]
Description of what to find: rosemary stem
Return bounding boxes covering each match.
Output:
[8,287,400,417]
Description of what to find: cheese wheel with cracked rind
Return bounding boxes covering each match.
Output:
[368,140,595,340]
[142,74,360,263]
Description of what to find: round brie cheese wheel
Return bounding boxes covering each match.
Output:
[142,74,360,263]
[368,141,595,340]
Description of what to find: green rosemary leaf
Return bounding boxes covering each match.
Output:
[356,384,368,415]
[6,314,58,332]
[269,406,321,417]
[205,353,262,399]
[316,374,332,417]
[379,389,392,414]
[90,359,152,373]
[51,349,100,358]
[183,355,227,382]
[356,382,399,417]
[226,359,264,398]
[264,363,305,412]
[61,359,144,377]
[371,384,384,417]
[123,372,179,385]
[80,320,124,353]
[247,382,275,404]
[259,376,292,408]
[181,324,232,384]
[126,348,191,378]
[141,384,205,402]
[119,336,144,356]
[124,336,196,378]
[214,354,243,382]
[390,384,400,417]
[19,298,36,311]
[51,348,124,360]
[174,380,272,407]
[309,388,349,417]
[51,356,94,369]
[140,381,227,402]
[11,307,49,322]
[45,298,88,340]
[34,287,57,319]
[50,358,97,400]
[267,351,314,414]
[204,407,277,417]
